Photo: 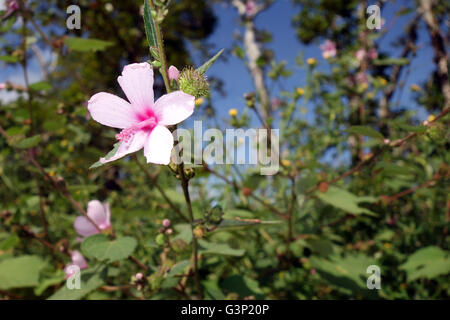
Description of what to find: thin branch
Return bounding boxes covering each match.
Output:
[178,162,203,299]
[202,162,289,220]
[382,172,445,203]
[307,107,450,194]
[134,156,189,223]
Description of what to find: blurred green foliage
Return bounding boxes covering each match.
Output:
[0,0,449,300]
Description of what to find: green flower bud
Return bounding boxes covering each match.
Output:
[151,60,162,68]
[155,233,165,246]
[179,67,210,98]
[171,239,188,252]
[426,122,446,144]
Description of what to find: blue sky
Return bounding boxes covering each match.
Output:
[1,1,436,123]
[191,0,435,125]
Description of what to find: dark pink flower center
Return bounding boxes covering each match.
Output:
[116,115,158,143]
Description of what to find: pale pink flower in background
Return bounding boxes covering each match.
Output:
[168,65,180,81]
[355,49,365,61]
[8,0,19,10]
[320,40,337,59]
[87,63,195,165]
[65,250,88,278]
[355,72,368,85]
[245,0,257,17]
[367,48,378,60]
[162,218,171,227]
[0,83,5,90]
[271,98,281,111]
[135,273,144,280]
[1,0,19,20]
[74,200,111,240]
[355,48,378,61]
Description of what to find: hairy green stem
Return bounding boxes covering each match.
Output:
[149,0,203,299]
[149,0,171,93]
[179,162,203,299]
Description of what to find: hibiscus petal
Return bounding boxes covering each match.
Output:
[71,250,88,269]
[152,91,195,126]
[87,92,137,129]
[74,216,98,238]
[103,203,111,229]
[118,63,154,117]
[100,130,148,164]
[87,200,109,229]
[144,125,174,165]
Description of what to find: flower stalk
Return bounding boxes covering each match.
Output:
[147,0,203,299]
[148,0,171,93]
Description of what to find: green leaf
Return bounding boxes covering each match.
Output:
[395,123,428,133]
[223,209,255,219]
[29,81,52,92]
[81,234,137,263]
[166,260,190,277]
[15,135,42,149]
[64,37,114,52]
[400,246,450,282]
[346,126,384,140]
[47,268,105,300]
[0,255,47,290]
[374,229,395,241]
[222,275,264,298]
[34,270,65,296]
[196,49,224,75]
[0,234,20,251]
[234,46,245,59]
[374,162,415,176]
[305,237,335,257]
[316,186,378,216]
[202,280,226,300]
[143,0,158,49]
[5,126,28,136]
[217,219,282,229]
[310,253,378,297]
[173,224,193,244]
[89,142,121,169]
[198,239,245,256]
[373,58,410,66]
[0,55,19,63]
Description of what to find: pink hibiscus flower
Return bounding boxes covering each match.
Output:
[320,40,337,59]
[74,200,111,239]
[65,250,88,278]
[87,62,195,165]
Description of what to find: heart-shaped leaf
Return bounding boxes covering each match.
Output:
[81,234,137,263]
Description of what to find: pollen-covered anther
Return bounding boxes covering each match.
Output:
[116,117,158,143]
[116,126,137,143]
